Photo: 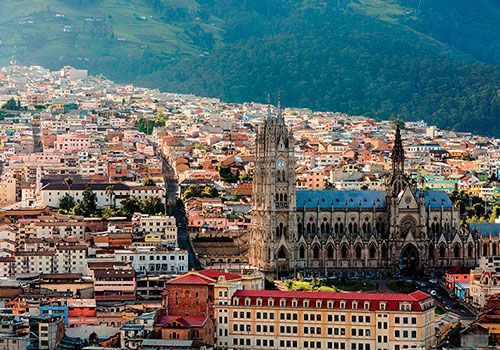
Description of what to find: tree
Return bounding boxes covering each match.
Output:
[143,178,156,186]
[64,177,74,192]
[239,171,250,181]
[89,332,99,344]
[201,185,218,198]
[101,207,117,219]
[491,205,500,222]
[105,185,114,208]
[1,98,21,111]
[472,202,485,218]
[140,196,164,215]
[59,193,76,211]
[75,185,98,217]
[119,196,141,218]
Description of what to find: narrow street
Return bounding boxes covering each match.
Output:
[157,148,200,270]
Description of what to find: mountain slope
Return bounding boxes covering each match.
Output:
[1,0,500,136]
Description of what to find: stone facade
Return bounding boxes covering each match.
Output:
[249,108,478,276]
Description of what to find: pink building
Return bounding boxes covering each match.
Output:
[54,133,90,153]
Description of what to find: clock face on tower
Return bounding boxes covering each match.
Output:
[277,159,286,170]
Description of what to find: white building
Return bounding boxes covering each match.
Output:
[114,247,188,275]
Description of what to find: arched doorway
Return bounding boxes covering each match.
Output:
[400,244,420,277]
[277,246,288,273]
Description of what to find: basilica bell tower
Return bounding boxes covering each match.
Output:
[249,93,297,274]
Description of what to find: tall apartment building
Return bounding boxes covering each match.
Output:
[134,215,178,247]
[14,238,87,276]
[215,290,435,350]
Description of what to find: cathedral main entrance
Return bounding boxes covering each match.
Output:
[400,244,420,277]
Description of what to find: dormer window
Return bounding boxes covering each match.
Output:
[364,302,370,310]
[380,302,386,310]
[245,298,251,306]
[400,303,411,311]
[256,298,263,306]
[303,299,310,308]
[316,300,322,308]
[352,301,358,309]
[232,297,239,305]
[280,298,287,307]
[327,300,334,309]
[340,301,346,309]
[292,299,298,307]
[268,298,275,307]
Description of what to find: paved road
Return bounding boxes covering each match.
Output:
[420,282,475,318]
[157,149,199,270]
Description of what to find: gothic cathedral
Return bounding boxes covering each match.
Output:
[249,106,478,276]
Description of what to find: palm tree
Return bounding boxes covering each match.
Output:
[105,185,114,209]
[64,177,73,194]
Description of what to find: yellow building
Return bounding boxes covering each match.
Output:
[215,290,435,350]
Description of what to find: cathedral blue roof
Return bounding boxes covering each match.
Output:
[296,190,453,209]
[296,190,386,209]
[419,190,453,208]
[469,223,500,237]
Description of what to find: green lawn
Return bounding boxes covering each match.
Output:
[285,279,376,292]
[388,281,417,294]
[285,280,338,292]
[331,280,376,292]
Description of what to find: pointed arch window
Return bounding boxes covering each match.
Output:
[369,245,376,259]
[299,245,306,259]
[341,245,348,259]
[381,244,387,259]
[355,245,362,259]
[313,245,320,260]
[454,244,460,258]
[483,243,488,256]
[327,245,334,259]
[439,244,446,258]
[468,243,474,258]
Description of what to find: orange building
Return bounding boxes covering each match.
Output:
[68,299,98,326]
[445,266,471,290]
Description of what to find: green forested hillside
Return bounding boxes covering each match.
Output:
[1,0,500,136]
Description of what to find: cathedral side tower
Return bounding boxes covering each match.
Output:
[249,95,297,274]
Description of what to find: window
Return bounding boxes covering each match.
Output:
[395,330,400,337]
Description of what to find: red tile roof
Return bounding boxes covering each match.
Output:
[446,265,470,275]
[166,273,213,285]
[156,315,208,327]
[198,269,241,281]
[232,290,432,312]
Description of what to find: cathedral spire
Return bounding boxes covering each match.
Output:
[391,116,405,174]
[266,93,271,121]
[277,89,281,117]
